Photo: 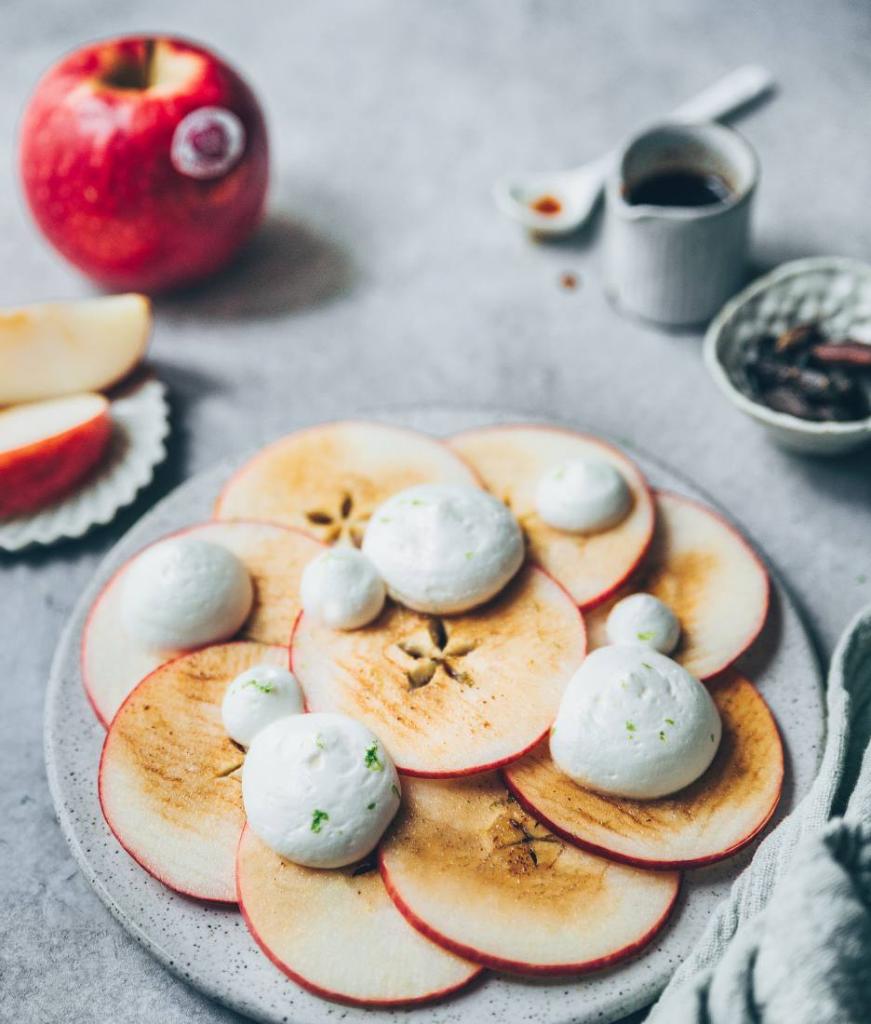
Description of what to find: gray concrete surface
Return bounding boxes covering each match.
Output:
[1,1,870,1021]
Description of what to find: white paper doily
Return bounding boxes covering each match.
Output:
[0,377,170,552]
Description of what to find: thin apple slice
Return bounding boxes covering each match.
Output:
[379,773,679,974]
[0,294,151,404]
[237,827,483,1007]
[99,642,286,902]
[292,566,586,777]
[0,393,111,517]
[215,420,479,540]
[83,521,322,726]
[585,491,769,679]
[449,425,655,609]
[504,672,783,869]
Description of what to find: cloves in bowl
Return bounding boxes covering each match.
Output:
[741,322,871,422]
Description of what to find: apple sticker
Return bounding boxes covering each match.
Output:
[171,105,246,179]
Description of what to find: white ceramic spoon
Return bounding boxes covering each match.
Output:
[493,64,775,237]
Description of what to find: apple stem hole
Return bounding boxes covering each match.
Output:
[101,39,158,91]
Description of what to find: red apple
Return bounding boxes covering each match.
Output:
[0,393,111,518]
[19,36,268,292]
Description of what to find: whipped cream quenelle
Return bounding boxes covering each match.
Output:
[606,592,680,654]
[550,645,721,799]
[242,712,401,868]
[120,537,253,651]
[301,548,386,630]
[221,664,304,748]
[362,483,524,614]
[535,458,631,533]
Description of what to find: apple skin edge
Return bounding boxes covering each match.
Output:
[288,565,587,779]
[502,762,783,872]
[97,682,241,907]
[213,418,484,520]
[377,847,681,978]
[81,519,321,727]
[0,405,111,518]
[235,828,485,1009]
[94,643,288,909]
[288,612,568,781]
[654,490,772,683]
[448,423,657,611]
[19,36,268,293]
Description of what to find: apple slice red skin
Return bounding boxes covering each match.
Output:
[81,519,321,727]
[503,773,781,873]
[587,490,771,682]
[449,424,656,611]
[96,655,241,905]
[214,419,482,532]
[0,398,111,517]
[576,433,655,612]
[99,641,291,904]
[389,574,585,781]
[378,848,679,978]
[393,726,548,781]
[236,829,484,1009]
[290,567,587,780]
[503,674,784,871]
[82,567,145,727]
[659,490,770,682]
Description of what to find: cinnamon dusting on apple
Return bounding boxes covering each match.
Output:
[293,567,584,776]
[487,800,565,874]
[645,549,718,629]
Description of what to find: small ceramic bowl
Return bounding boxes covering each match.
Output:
[704,256,871,454]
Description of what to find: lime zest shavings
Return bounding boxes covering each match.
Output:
[364,742,384,772]
[311,809,329,833]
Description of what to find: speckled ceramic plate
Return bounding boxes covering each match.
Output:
[44,408,824,1024]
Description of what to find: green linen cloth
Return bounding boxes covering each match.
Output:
[647,605,871,1023]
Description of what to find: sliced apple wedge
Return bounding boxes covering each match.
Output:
[237,827,483,1007]
[83,521,322,726]
[0,294,151,404]
[449,425,655,609]
[215,420,479,540]
[585,491,770,679]
[379,773,679,974]
[0,393,111,518]
[100,642,287,903]
[505,672,782,869]
[292,566,586,777]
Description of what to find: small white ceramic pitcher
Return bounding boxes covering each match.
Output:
[604,122,759,327]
